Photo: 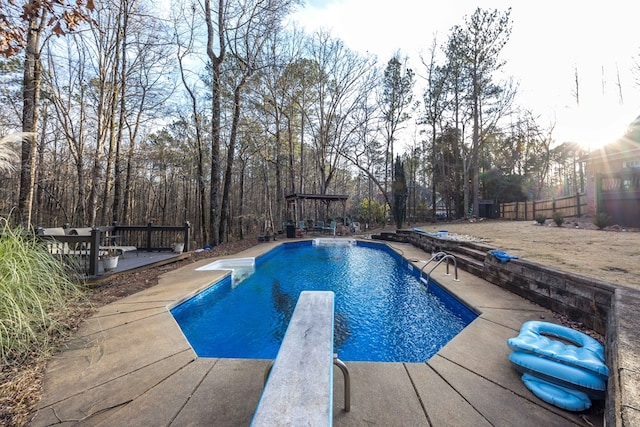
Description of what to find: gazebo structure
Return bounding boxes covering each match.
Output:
[285,193,350,226]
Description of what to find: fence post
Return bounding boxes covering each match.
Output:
[147,222,153,251]
[596,173,603,214]
[89,227,101,276]
[576,192,581,216]
[529,201,533,221]
[183,221,191,251]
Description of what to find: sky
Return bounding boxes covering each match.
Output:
[290,0,640,150]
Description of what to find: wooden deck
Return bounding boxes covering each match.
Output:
[96,250,185,277]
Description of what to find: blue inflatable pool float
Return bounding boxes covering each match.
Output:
[507,321,608,411]
[490,250,519,263]
[521,373,592,412]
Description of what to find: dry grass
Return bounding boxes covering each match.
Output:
[0,357,45,426]
[413,217,640,290]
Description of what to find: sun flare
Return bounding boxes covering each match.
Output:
[554,105,637,152]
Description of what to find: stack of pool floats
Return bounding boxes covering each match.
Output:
[507,321,609,411]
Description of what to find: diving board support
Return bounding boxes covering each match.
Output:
[252,291,350,426]
[262,354,351,413]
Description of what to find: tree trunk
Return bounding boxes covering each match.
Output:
[205,0,225,246]
[472,90,480,218]
[238,159,246,239]
[113,4,129,223]
[219,82,244,243]
[431,122,437,222]
[18,11,46,227]
[177,40,208,244]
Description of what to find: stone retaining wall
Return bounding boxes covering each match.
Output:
[403,230,640,426]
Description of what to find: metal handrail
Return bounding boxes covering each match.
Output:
[420,253,459,290]
[419,252,447,286]
[421,252,447,269]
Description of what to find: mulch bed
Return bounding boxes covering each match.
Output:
[88,239,258,306]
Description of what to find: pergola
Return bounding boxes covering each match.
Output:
[285,193,350,225]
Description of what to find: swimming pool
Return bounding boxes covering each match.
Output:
[171,240,477,363]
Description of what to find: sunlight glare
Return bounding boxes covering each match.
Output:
[555,105,636,152]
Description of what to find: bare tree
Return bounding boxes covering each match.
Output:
[421,36,450,220]
[203,0,226,245]
[379,52,415,195]
[218,0,296,242]
[447,7,513,217]
[305,30,375,197]
[1,0,94,226]
[573,64,580,107]
[44,37,91,224]
[616,63,624,105]
[175,4,210,243]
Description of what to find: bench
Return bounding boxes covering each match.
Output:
[101,245,138,257]
[68,228,138,257]
[39,227,138,258]
[252,291,350,426]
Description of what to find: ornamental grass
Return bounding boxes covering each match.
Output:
[0,219,85,366]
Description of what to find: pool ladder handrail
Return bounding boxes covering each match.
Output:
[418,252,448,276]
[420,252,459,289]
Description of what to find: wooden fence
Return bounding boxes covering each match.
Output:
[499,193,587,221]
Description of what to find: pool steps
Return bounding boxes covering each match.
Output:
[195,257,256,284]
[312,238,357,246]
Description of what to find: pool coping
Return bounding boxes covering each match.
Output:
[31,239,606,426]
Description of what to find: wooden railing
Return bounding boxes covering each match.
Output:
[36,222,191,277]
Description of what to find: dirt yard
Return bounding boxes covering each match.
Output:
[410,218,640,291]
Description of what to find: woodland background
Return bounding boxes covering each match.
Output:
[1,1,638,247]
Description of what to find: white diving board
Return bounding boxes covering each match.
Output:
[252,290,348,426]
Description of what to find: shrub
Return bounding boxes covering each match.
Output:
[552,212,564,226]
[535,214,546,225]
[593,213,611,230]
[0,219,85,365]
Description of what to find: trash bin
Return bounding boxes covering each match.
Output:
[286,223,296,238]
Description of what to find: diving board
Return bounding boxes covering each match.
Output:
[252,291,338,426]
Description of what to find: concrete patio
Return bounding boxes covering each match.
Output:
[31,240,603,426]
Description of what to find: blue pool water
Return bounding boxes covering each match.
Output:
[171,241,477,362]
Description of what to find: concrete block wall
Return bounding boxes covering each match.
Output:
[606,288,640,426]
[481,255,614,334]
[404,230,640,426]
